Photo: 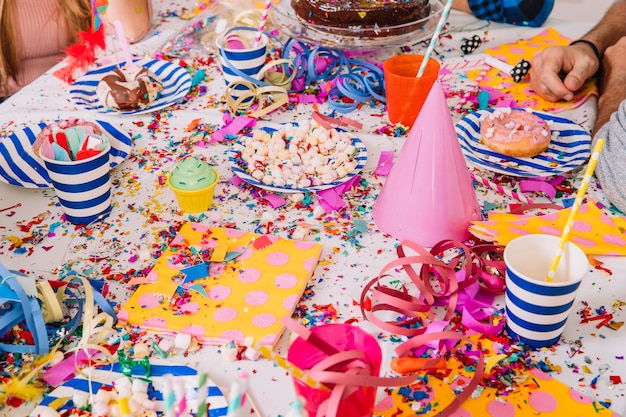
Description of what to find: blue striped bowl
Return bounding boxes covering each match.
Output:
[30,362,228,416]
[455,108,591,177]
[70,58,191,115]
[504,234,589,348]
[0,120,131,188]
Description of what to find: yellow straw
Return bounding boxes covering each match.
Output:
[246,339,328,391]
[546,139,605,281]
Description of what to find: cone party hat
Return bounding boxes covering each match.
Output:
[373,80,480,247]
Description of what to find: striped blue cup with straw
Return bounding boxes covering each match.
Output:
[215,27,268,99]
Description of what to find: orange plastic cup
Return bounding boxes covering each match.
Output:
[383,54,440,128]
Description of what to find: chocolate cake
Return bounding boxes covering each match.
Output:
[292,0,431,36]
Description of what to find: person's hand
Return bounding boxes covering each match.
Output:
[530,43,600,102]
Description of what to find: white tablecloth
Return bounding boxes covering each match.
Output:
[2,0,625,416]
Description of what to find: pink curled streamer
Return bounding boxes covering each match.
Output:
[356,239,507,415]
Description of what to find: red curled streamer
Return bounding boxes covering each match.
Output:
[359,239,504,335]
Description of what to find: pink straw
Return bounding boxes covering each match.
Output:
[113,20,137,71]
[255,0,271,46]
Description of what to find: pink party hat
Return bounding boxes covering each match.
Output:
[373,80,480,247]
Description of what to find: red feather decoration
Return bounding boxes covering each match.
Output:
[53,24,106,84]
[78,26,107,51]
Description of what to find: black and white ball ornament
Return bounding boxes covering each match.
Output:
[510,59,531,82]
[460,35,482,55]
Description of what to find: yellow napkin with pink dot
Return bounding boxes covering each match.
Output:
[469,202,626,255]
[468,27,598,112]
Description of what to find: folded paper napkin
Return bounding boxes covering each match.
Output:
[469,202,626,255]
[468,27,598,113]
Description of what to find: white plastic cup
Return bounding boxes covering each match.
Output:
[504,234,589,348]
[39,143,112,225]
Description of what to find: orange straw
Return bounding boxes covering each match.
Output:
[546,139,605,281]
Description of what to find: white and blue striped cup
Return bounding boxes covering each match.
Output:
[39,144,112,225]
[216,28,268,95]
[504,234,589,348]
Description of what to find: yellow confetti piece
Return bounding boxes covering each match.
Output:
[582,365,592,374]
[485,353,507,373]
[210,244,228,262]
[358,11,367,19]
[8,235,24,245]
[607,321,624,330]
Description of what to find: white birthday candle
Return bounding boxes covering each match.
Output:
[163,374,177,417]
[226,371,249,417]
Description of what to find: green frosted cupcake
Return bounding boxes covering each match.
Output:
[168,157,218,213]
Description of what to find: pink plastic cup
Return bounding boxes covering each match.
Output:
[287,324,382,417]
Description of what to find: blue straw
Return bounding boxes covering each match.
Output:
[416,0,454,78]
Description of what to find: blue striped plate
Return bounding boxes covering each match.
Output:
[70,59,192,115]
[0,120,132,188]
[228,124,368,193]
[30,362,228,416]
[455,109,591,177]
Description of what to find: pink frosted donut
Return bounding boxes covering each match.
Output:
[480,108,552,157]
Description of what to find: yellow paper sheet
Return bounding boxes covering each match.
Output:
[118,223,323,348]
[468,27,598,113]
[469,202,626,255]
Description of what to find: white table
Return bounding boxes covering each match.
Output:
[2,1,625,416]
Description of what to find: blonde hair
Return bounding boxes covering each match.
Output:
[0,0,92,96]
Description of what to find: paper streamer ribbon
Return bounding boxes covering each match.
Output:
[282,318,425,417]
[118,349,151,381]
[219,27,297,117]
[0,266,115,356]
[355,239,505,416]
[283,317,485,417]
[281,39,387,113]
[359,240,506,333]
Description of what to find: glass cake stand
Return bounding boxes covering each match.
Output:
[271,0,445,50]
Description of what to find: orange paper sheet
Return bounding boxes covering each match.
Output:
[469,27,598,112]
[118,223,323,348]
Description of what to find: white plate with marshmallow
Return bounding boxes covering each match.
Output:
[229,122,368,193]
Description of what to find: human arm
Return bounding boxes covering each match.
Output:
[596,37,626,132]
[104,0,153,44]
[452,0,472,14]
[591,38,626,212]
[530,0,626,102]
[594,99,626,213]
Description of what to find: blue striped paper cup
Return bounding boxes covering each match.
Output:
[216,29,268,93]
[504,234,589,348]
[39,144,112,225]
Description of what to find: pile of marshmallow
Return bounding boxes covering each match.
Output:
[237,121,359,189]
